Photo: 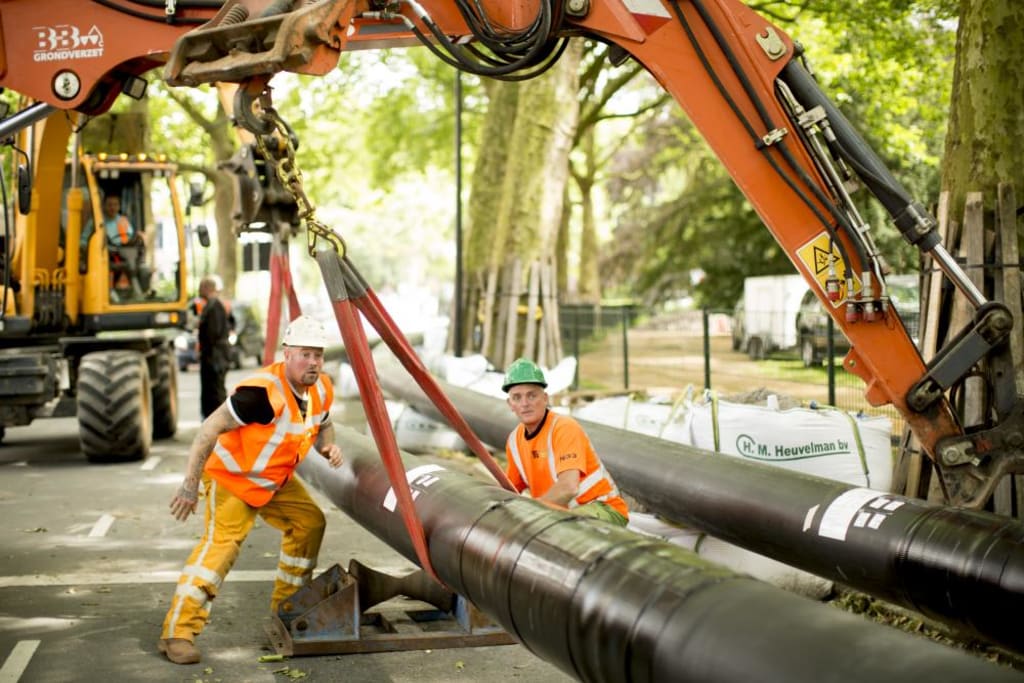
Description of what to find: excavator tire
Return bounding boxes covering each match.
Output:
[151,347,178,440]
[78,350,152,463]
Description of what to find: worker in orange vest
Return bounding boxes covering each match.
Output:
[83,192,144,294]
[502,357,629,526]
[159,315,344,665]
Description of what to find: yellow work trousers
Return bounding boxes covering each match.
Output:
[161,474,326,642]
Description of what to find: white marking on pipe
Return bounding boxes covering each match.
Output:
[382,464,445,511]
[802,504,819,532]
[817,488,886,541]
[87,514,116,538]
[140,456,161,471]
[0,640,41,683]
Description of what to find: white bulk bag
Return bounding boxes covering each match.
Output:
[573,395,674,438]
[684,393,893,491]
[627,512,832,599]
[392,405,466,453]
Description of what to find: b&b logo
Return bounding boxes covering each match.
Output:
[33,25,104,62]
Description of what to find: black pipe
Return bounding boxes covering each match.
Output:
[376,361,1024,655]
[298,428,1019,682]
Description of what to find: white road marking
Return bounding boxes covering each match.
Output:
[0,569,277,588]
[0,640,40,683]
[87,514,116,538]
[140,456,162,471]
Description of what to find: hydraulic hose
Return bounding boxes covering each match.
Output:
[778,62,940,251]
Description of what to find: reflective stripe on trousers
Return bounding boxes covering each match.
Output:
[161,475,326,641]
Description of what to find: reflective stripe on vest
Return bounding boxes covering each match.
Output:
[507,415,620,508]
[506,431,531,498]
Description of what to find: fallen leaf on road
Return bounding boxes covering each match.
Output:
[271,666,307,679]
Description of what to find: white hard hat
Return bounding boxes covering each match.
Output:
[282,315,330,349]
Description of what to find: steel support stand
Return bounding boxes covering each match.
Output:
[335,256,513,491]
[263,236,303,365]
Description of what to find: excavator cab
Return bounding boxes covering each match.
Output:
[74,153,189,317]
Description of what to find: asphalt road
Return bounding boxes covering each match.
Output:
[0,365,573,683]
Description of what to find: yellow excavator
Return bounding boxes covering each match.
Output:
[0,110,202,460]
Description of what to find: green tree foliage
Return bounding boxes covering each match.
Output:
[599,0,957,309]
[135,0,959,316]
[145,52,478,300]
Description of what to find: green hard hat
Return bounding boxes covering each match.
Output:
[502,357,548,393]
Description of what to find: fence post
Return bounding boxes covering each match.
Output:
[826,315,836,406]
[621,305,630,390]
[703,308,711,390]
[572,307,580,391]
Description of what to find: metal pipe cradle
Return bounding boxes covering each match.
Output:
[297,428,1020,682]
[376,361,1024,656]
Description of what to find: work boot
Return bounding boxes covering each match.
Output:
[158,638,201,665]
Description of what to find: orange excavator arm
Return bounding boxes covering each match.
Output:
[0,0,1015,508]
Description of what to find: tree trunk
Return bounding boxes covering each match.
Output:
[464,81,519,358]
[461,41,582,367]
[906,2,1024,510]
[941,2,1024,221]
[162,89,239,298]
[576,125,600,304]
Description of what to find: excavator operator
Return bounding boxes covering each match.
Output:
[81,192,140,248]
[82,191,148,299]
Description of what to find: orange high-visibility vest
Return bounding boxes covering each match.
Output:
[206,362,334,507]
[505,413,628,518]
[115,216,131,244]
[193,297,232,317]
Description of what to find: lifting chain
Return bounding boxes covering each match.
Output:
[242,83,346,258]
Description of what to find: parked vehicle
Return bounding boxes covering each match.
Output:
[732,274,807,360]
[796,274,920,367]
[794,289,850,367]
[175,301,265,371]
[730,299,745,351]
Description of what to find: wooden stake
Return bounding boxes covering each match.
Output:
[481,268,498,361]
[961,192,986,431]
[545,256,563,361]
[523,259,540,360]
[997,183,1024,516]
[501,259,522,368]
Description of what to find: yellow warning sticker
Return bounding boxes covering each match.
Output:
[795,232,861,305]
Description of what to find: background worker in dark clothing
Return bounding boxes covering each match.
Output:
[197,275,232,419]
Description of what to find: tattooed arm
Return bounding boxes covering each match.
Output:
[314,420,344,468]
[168,403,242,521]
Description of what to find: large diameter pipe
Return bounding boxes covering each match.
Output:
[376,362,1024,655]
[299,428,1019,682]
